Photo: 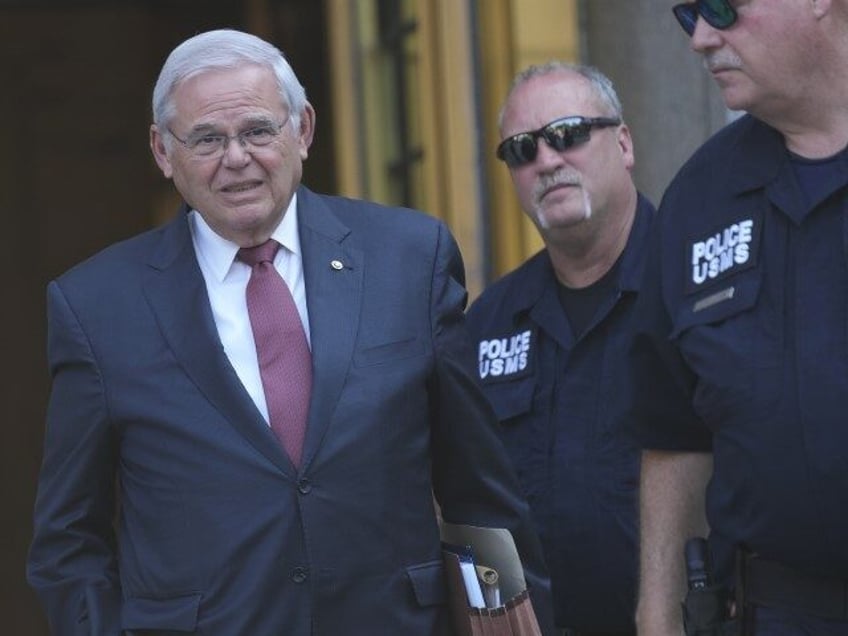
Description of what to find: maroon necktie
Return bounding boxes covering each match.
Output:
[238,239,312,467]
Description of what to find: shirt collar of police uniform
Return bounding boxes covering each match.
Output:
[720,115,848,225]
[615,193,655,294]
[512,193,654,313]
[189,192,301,283]
[714,114,786,197]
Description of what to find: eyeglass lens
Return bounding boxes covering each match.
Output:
[673,0,738,36]
[169,117,289,159]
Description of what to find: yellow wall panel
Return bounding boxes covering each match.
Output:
[478,0,578,278]
[511,0,579,69]
[326,0,580,289]
[326,0,363,198]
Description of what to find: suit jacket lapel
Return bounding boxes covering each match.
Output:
[141,210,292,475]
[297,188,363,469]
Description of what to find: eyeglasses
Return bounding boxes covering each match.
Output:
[672,0,738,36]
[496,116,621,168]
[168,117,289,159]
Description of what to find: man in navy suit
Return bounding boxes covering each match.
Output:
[27,29,553,635]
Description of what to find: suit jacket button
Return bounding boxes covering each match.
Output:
[291,567,308,584]
[297,478,312,494]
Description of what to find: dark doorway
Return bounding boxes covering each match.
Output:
[3,2,333,632]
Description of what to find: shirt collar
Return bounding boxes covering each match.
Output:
[506,192,655,318]
[615,193,655,293]
[190,193,300,282]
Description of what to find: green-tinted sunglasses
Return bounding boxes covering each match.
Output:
[673,0,738,36]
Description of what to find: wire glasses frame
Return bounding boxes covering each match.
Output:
[167,116,290,159]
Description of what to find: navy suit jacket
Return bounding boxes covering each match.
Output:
[28,187,554,635]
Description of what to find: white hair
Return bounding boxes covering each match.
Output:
[152,29,307,131]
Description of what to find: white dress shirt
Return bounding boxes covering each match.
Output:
[189,194,310,426]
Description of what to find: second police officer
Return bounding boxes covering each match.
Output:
[467,62,655,636]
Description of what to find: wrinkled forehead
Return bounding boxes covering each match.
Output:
[164,63,288,125]
[170,65,286,119]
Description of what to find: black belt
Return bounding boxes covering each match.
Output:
[558,629,635,636]
[743,555,848,620]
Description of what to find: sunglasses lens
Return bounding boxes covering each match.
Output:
[673,4,698,36]
[701,0,736,28]
[545,121,588,152]
[497,134,534,167]
[673,0,736,36]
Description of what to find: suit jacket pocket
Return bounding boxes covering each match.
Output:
[121,592,201,633]
[406,559,447,607]
[354,336,424,367]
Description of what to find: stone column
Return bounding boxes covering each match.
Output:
[580,0,729,204]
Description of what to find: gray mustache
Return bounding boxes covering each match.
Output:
[533,170,581,201]
[704,51,742,72]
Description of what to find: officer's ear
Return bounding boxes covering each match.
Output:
[616,123,635,171]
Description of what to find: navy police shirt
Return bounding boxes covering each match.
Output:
[628,114,848,583]
[466,195,655,631]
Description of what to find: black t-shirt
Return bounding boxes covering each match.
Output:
[789,147,848,210]
[556,260,620,339]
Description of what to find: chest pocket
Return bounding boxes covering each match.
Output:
[484,378,534,423]
[482,377,550,501]
[670,273,781,428]
[353,335,425,367]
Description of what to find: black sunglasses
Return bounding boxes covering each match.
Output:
[672,0,738,36]
[496,116,621,168]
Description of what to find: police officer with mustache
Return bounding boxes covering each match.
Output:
[630,2,848,635]
[466,62,655,636]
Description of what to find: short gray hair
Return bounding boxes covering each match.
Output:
[498,61,623,131]
[152,29,307,130]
